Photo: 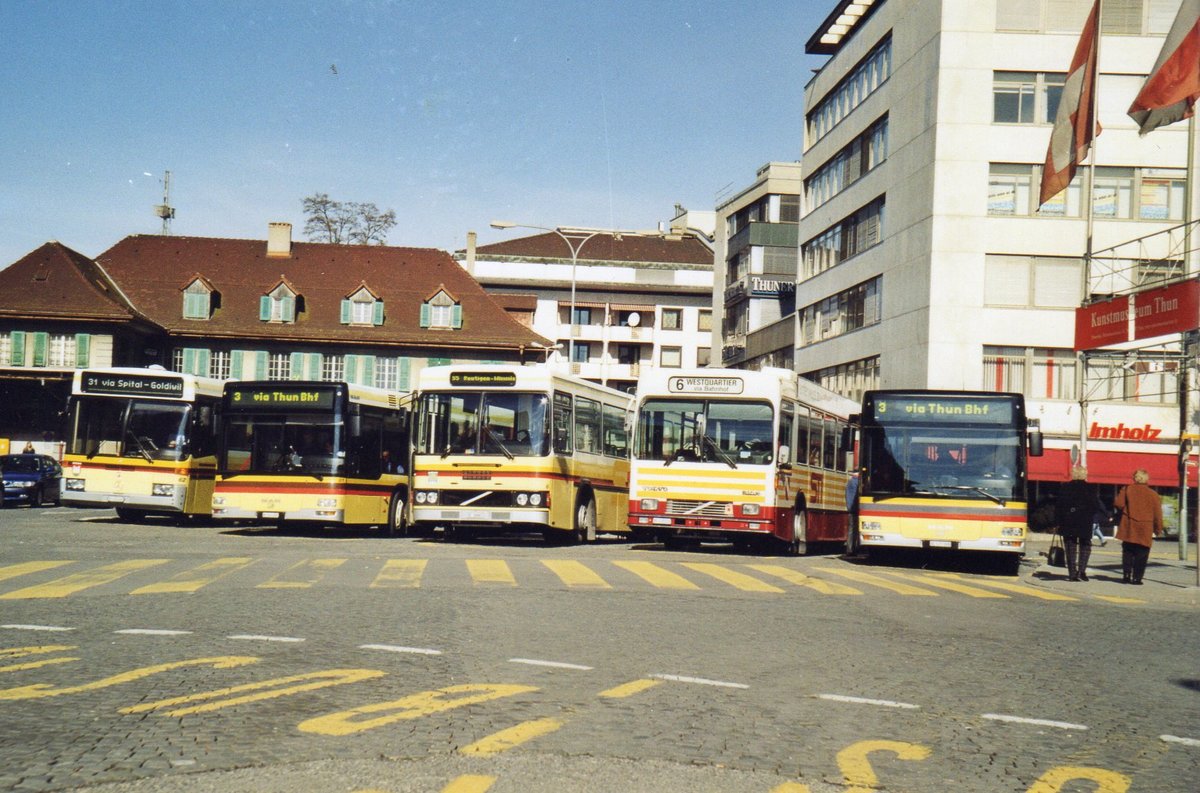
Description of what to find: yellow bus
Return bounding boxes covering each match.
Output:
[853,390,1043,573]
[61,367,224,522]
[212,381,411,533]
[629,367,857,554]
[410,364,632,543]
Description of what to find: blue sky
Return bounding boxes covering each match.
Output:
[0,1,832,268]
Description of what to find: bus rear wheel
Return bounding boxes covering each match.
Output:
[783,509,808,556]
[571,496,597,544]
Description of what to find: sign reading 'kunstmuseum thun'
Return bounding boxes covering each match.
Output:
[1074,279,1199,350]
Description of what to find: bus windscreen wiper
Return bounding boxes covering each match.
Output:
[482,425,514,460]
[937,484,1006,506]
[701,435,737,469]
[125,431,154,463]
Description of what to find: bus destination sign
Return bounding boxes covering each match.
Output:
[668,376,744,395]
[875,396,1013,424]
[81,372,185,399]
[228,387,336,411]
[450,372,518,387]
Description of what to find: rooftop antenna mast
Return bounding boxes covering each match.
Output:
[154,170,175,235]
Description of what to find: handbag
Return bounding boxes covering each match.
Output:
[1047,530,1066,568]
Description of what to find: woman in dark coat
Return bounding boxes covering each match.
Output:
[1113,468,1163,585]
[1055,465,1104,581]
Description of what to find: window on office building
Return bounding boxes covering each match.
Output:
[997,1,1175,35]
[807,116,888,210]
[697,347,712,367]
[1086,356,1179,405]
[990,163,1184,219]
[660,346,682,368]
[984,255,1082,308]
[798,277,882,347]
[807,37,891,144]
[993,72,1064,124]
[697,309,712,332]
[983,346,1077,400]
[571,341,591,364]
[802,357,879,403]
[660,308,682,330]
[801,197,885,280]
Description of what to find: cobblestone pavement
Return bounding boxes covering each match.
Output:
[0,507,1196,792]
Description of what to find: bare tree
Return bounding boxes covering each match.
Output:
[302,193,397,245]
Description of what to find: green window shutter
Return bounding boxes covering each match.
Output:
[344,354,358,384]
[259,296,272,321]
[398,357,411,391]
[419,303,431,328]
[290,352,304,380]
[372,301,384,326]
[428,357,451,367]
[10,331,25,366]
[198,349,211,377]
[32,332,48,367]
[361,355,375,386]
[281,295,296,322]
[340,299,352,324]
[74,334,90,368]
[451,304,463,329]
[254,351,268,380]
[182,348,198,374]
[230,350,244,379]
[307,353,322,379]
[184,292,208,319]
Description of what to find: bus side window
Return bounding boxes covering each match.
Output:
[822,417,837,469]
[553,392,572,454]
[795,406,810,466]
[575,397,600,454]
[778,402,794,462]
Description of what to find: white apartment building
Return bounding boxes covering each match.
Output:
[798,0,1192,498]
[460,210,716,393]
[712,162,803,371]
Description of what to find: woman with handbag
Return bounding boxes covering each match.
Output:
[1113,468,1163,585]
[1054,465,1104,581]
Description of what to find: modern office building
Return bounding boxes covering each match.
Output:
[461,209,716,393]
[798,0,1194,501]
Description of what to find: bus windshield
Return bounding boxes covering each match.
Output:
[418,391,550,457]
[68,398,191,461]
[635,398,774,465]
[221,414,345,476]
[864,426,1020,501]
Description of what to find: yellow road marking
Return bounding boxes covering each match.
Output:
[678,563,784,593]
[837,739,932,793]
[611,560,700,590]
[746,564,863,595]
[0,561,74,583]
[0,655,258,700]
[440,775,497,793]
[459,717,564,756]
[120,668,384,716]
[370,559,427,588]
[770,784,813,793]
[130,557,256,595]
[467,560,516,586]
[0,559,169,599]
[1027,765,1131,793]
[930,573,1079,601]
[598,678,663,699]
[257,558,346,589]
[813,567,938,596]
[298,683,537,736]
[1093,595,1145,604]
[0,645,79,674]
[885,571,1009,599]
[541,560,610,589]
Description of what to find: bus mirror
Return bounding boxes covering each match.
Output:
[1028,429,1043,457]
[778,444,791,465]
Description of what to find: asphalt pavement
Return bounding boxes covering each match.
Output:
[1024,531,1200,607]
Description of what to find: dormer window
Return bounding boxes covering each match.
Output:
[260,281,298,323]
[182,277,216,320]
[341,285,384,326]
[420,288,462,330]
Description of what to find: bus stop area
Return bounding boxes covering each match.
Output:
[1025,533,1199,606]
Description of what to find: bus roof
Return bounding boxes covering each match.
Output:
[635,367,858,419]
[71,367,225,401]
[417,363,631,403]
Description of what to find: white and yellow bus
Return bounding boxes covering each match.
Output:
[629,367,858,554]
[212,381,411,533]
[410,364,632,543]
[852,390,1043,572]
[61,367,224,522]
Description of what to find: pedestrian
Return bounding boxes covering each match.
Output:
[1054,465,1104,581]
[21,441,35,454]
[1090,507,1110,547]
[1113,468,1163,585]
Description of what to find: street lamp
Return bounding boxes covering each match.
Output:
[489,221,612,366]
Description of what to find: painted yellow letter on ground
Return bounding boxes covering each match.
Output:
[298,683,538,736]
[0,656,258,700]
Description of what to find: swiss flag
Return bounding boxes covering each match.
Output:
[1039,2,1101,207]
[1128,0,1200,135]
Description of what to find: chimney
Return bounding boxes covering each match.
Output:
[267,222,292,257]
[466,231,477,272]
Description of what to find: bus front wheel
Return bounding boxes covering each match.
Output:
[572,496,597,544]
[784,509,808,557]
[385,490,408,537]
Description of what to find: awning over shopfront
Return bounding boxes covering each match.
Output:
[1028,447,1196,487]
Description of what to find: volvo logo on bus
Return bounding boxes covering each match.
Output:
[668,376,743,394]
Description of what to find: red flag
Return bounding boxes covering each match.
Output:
[1128,0,1200,135]
[1039,1,1101,207]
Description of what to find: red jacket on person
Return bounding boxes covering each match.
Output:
[1114,482,1162,548]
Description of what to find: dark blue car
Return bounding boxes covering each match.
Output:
[1,454,62,508]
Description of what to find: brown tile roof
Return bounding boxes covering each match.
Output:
[473,232,713,267]
[0,242,141,322]
[95,235,547,351]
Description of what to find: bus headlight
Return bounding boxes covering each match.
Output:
[317,498,337,508]
[640,498,660,511]
[65,479,85,491]
[742,503,761,516]
[1001,526,1024,537]
[861,521,883,532]
[415,491,437,505]
[152,483,175,497]
[212,496,225,506]
[529,492,544,507]
[516,493,529,506]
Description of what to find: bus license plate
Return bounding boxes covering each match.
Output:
[262,512,280,519]
[929,540,952,548]
[460,510,489,520]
